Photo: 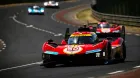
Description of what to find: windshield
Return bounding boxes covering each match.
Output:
[97,24,110,28]
[68,35,97,45]
[33,6,39,9]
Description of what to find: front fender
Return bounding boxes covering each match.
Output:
[42,42,55,52]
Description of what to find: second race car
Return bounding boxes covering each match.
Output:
[89,20,125,39]
[41,27,126,67]
[43,0,59,8]
[28,5,45,15]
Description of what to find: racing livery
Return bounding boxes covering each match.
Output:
[90,20,125,39]
[41,27,126,67]
[28,5,44,15]
[44,1,59,8]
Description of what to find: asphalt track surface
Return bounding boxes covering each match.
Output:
[0,0,140,78]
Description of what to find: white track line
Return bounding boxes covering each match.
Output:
[10,15,63,36]
[12,15,27,26]
[0,61,42,72]
[108,70,124,75]
[135,34,140,36]
[126,33,132,35]
[133,65,140,68]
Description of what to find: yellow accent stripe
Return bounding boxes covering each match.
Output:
[70,34,91,37]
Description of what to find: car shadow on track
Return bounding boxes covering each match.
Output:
[40,60,134,68]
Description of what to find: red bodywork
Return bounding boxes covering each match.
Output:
[42,32,123,55]
[96,26,121,33]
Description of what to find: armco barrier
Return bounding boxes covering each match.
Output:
[91,7,140,27]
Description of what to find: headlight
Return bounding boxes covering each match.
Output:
[40,9,44,12]
[44,51,58,55]
[55,3,58,6]
[44,2,47,5]
[28,9,32,12]
[113,30,120,33]
[85,49,101,54]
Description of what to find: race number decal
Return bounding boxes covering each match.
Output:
[101,28,110,33]
[63,45,83,54]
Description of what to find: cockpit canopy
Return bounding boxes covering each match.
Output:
[97,23,110,28]
[33,5,39,8]
[68,32,97,45]
[48,1,55,4]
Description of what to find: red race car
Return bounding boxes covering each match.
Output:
[89,20,125,39]
[41,27,126,67]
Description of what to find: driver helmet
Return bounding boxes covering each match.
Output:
[33,5,38,8]
[83,24,87,28]
[98,19,109,28]
[48,39,53,43]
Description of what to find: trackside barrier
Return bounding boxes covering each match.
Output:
[91,7,140,27]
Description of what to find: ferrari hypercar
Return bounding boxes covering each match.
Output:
[90,20,125,39]
[41,27,126,67]
[28,5,45,15]
[43,1,59,8]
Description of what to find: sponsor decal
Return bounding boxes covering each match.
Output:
[63,45,83,54]
[101,28,110,33]
[70,34,91,37]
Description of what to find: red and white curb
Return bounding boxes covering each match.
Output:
[0,39,6,52]
[51,4,85,27]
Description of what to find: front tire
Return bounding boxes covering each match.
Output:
[104,42,113,64]
[42,54,56,68]
[43,60,56,68]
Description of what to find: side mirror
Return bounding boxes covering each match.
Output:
[61,39,67,45]
[48,39,53,43]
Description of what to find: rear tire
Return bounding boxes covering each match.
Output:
[120,42,126,62]
[121,26,125,40]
